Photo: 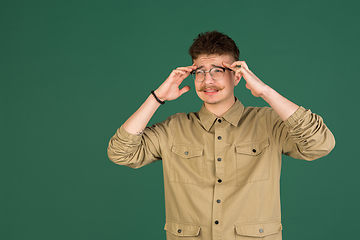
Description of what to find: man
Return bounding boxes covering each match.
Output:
[107,31,335,240]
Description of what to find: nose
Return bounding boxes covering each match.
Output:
[203,71,214,84]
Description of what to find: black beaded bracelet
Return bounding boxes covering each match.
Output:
[151,91,165,105]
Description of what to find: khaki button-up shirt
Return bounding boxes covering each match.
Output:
[108,99,335,240]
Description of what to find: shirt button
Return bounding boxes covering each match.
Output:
[184,151,189,155]
[252,149,256,153]
[178,229,182,233]
[259,229,264,233]
[218,119,222,123]
[217,158,222,162]
[216,199,221,203]
[218,179,222,183]
[215,220,219,224]
[217,136,222,140]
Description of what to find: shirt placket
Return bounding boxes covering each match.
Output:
[212,118,225,240]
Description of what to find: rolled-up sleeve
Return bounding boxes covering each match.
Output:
[274,107,335,160]
[107,117,173,169]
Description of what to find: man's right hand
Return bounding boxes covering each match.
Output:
[122,65,197,135]
[154,65,197,102]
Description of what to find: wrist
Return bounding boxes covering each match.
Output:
[153,90,166,102]
[151,90,165,105]
[259,85,272,99]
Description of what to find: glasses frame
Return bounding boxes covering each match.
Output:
[191,66,233,82]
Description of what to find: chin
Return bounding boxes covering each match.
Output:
[199,96,221,105]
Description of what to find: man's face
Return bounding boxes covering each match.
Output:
[193,54,240,107]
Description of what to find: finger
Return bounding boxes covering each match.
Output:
[232,61,249,70]
[173,69,188,75]
[223,61,242,79]
[222,62,231,68]
[171,70,191,82]
[176,66,193,71]
[223,61,234,69]
[229,61,242,68]
[176,65,197,72]
[223,61,241,72]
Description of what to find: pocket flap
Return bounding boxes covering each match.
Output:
[172,144,204,159]
[236,139,269,156]
[164,221,201,237]
[235,221,282,237]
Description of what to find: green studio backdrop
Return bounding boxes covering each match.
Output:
[1,0,359,239]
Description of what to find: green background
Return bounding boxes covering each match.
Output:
[1,0,359,239]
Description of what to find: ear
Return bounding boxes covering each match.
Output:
[234,74,241,86]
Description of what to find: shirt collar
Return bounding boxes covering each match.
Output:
[198,98,245,131]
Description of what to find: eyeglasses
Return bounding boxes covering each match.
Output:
[191,67,233,82]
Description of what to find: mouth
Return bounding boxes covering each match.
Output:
[203,88,220,95]
[204,89,219,93]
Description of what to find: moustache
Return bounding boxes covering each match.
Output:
[197,85,225,92]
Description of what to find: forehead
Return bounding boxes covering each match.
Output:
[193,54,234,67]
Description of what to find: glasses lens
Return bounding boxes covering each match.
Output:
[210,67,225,80]
[193,70,205,82]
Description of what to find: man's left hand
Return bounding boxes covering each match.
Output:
[223,61,268,98]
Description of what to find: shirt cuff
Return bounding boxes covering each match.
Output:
[284,106,307,129]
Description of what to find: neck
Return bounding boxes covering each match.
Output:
[204,97,236,117]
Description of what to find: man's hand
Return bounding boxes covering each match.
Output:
[122,65,196,135]
[154,65,197,101]
[223,61,268,98]
[224,60,299,121]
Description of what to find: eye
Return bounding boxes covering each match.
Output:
[195,69,205,74]
[213,68,224,73]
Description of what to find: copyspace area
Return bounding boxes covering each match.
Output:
[1,1,359,239]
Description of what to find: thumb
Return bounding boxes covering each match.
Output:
[179,85,190,96]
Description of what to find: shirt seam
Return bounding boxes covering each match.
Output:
[160,114,175,152]
[267,110,283,154]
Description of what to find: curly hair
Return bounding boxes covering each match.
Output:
[188,30,240,61]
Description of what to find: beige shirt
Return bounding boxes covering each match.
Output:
[107,99,335,240]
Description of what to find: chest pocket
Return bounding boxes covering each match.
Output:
[170,143,204,185]
[165,221,201,239]
[235,139,270,187]
[235,221,282,239]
